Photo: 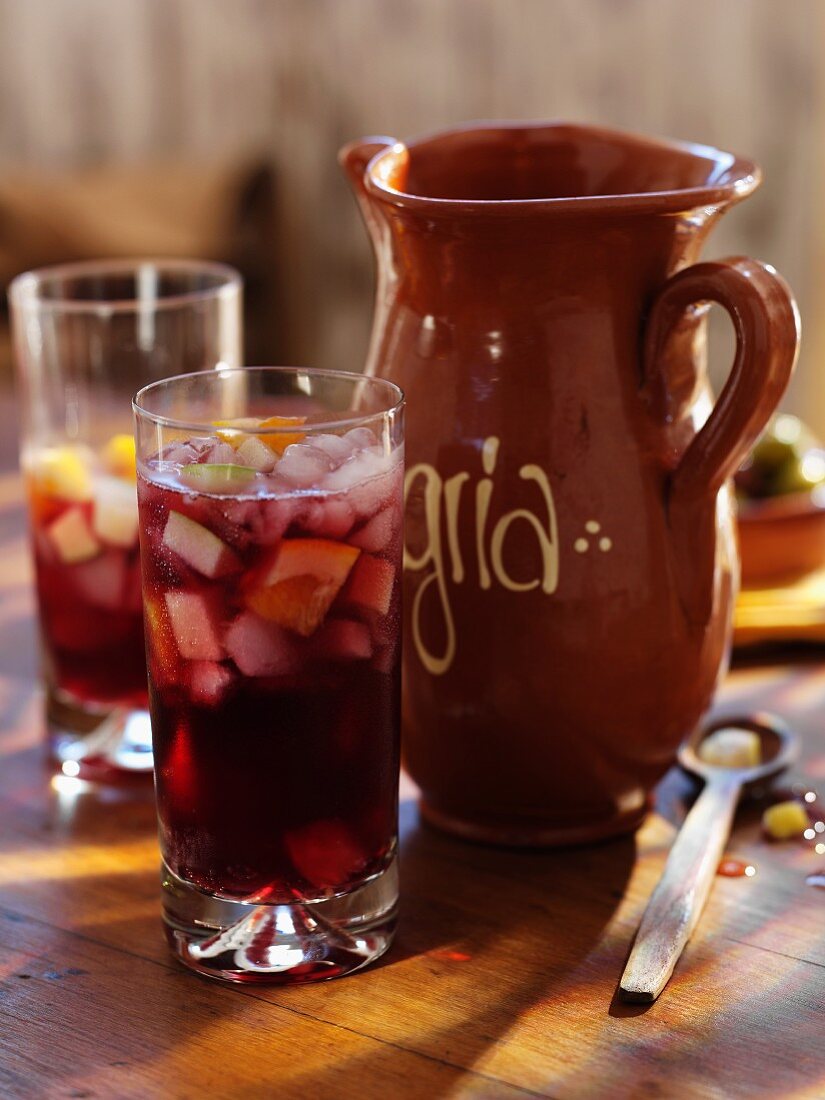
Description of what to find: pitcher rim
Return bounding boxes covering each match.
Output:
[361,120,761,216]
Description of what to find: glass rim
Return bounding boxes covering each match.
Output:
[8,258,242,315]
[133,366,405,435]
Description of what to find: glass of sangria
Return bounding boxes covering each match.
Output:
[10,260,242,778]
[133,367,404,983]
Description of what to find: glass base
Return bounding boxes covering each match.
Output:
[47,688,154,779]
[161,856,398,984]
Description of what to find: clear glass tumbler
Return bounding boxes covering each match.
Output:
[133,366,404,983]
[10,260,242,778]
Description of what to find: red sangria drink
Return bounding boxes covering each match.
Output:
[10,260,242,777]
[26,437,145,707]
[134,367,404,983]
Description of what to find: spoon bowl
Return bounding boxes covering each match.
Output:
[679,711,798,786]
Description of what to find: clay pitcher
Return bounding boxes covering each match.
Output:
[340,123,799,846]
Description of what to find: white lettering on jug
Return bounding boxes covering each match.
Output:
[404,437,560,676]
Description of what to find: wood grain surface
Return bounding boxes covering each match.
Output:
[1,424,824,1098]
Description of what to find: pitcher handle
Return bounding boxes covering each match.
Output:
[644,256,799,622]
[644,256,799,508]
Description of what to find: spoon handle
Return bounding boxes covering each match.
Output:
[620,773,742,1003]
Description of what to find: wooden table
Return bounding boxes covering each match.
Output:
[1,454,824,1099]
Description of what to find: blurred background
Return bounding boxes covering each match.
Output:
[0,0,821,423]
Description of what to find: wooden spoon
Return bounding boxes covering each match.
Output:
[619,713,797,1004]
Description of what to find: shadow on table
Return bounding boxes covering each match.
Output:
[262,795,638,1098]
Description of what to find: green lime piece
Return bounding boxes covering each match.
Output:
[180,463,258,494]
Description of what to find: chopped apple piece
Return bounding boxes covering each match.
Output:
[763,800,809,840]
[349,508,396,552]
[71,551,127,610]
[101,434,137,480]
[92,476,139,547]
[244,538,360,636]
[162,511,240,578]
[236,435,277,472]
[284,819,368,889]
[48,507,100,564]
[30,446,93,502]
[698,728,761,769]
[344,554,395,616]
[164,590,223,661]
[179,463,257,494]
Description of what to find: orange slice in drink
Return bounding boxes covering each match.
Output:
[213,415,307,455]
[244,538,360,636]
[29,445,93,502]
[255,416,307,454]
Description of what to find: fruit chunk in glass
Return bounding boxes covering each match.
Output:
[137,417,402,906]
[26,434,147,714]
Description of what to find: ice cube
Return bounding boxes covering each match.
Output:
[349,507,396,552]
[350,455,403,519]
[48,507,101,564]
[92,475,139,548]
[322,449,392,498]
[165,590,223,661]
[70,550,128,610]
[189,660,235,706]
[311,433,354,467]
[224,611,301,677]
[343,427,378,452]
[162,510,240,578]
[217,496,296,548]
[162,441,201,467]
[205,441,239,466]
[276,443,334,488]
[343,554,395,616]
[315,619,372,662]
[302,497,354,539]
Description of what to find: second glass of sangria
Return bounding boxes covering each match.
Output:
[10,260,242,777]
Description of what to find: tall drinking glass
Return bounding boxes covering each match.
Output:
[10,260,242,778]
[134,367,404,982]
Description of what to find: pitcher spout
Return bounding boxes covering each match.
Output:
[339,136,403,240]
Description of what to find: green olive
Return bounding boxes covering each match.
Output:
[736,415,825,500]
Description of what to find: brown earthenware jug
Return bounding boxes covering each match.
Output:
[341,122,799,846]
